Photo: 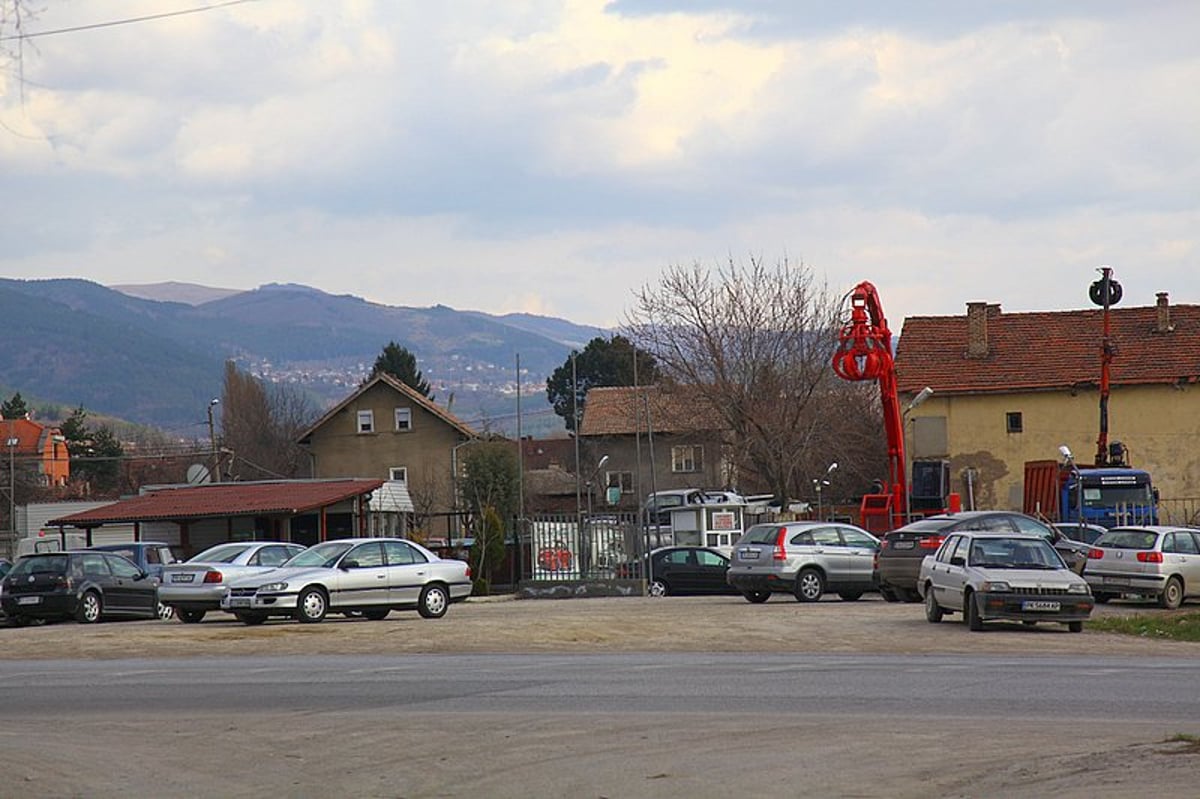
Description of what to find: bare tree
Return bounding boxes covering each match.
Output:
[626,256,884,508]
[220,362,318,480]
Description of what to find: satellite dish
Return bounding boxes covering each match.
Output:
[186,463,212,484]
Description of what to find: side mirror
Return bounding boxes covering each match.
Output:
[340,559,360,570]
[950,556,966,567]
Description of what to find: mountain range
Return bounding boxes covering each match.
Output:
[0,278,607,437]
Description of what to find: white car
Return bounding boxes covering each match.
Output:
[918,531,1093,632]
[159,541,307,623]
[220,537,473,624]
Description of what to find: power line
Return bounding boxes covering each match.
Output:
[0,0,258,42]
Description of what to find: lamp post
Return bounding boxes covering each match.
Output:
[901,386,934,523]
[1059,444,1084,533]
[585,454,610,520]
[6,432,17,559]
[206,398,221,482]
[813,462,837,521]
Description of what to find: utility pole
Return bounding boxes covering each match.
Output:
[207,398,221,482]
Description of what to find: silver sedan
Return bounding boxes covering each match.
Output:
[159,542,306,623]
[220,538,473,625]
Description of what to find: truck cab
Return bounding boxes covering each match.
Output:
[1062,468,1157,528]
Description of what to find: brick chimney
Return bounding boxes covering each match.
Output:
[1155,292,1174,333]
[966,301,990,358]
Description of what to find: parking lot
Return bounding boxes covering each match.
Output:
[3,593,1194,660]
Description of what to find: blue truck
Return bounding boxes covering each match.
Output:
[1024,461,1158,529]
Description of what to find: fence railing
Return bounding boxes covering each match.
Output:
[522,512,649,581]
[1156,498,1200,528]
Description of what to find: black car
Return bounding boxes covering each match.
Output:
[619,546,740,597]
[1,551,160,624]
[876,511,1088,602]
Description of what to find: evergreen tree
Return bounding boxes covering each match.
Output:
[1,391,29,419]
[545,335,659,433]
[365,341,433,399]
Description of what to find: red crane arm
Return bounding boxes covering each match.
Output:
[832,281,906,527]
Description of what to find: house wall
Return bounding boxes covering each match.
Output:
[302,381,467,535]
[578,432,730,512]
[906,384,1200,511]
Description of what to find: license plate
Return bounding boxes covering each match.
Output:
[740,550,760,560]
[1021,600,1061,611]
[893,540,915,550]
[229,598,251,608]
[17,596,41,605]
[171,574,195,583]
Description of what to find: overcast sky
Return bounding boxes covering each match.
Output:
[1,0,1197,328]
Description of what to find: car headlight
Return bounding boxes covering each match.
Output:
[980,580,1011,592]
[258,581,289,592]
[1068,583,1090,594]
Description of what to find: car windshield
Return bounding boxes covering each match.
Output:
[188,544,253,564]
[1094,530,1158,550]
[969,538,1061,569]
[8,555,69,577]
[283,542,354,568]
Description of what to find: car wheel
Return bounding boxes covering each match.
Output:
[295,587,328,623]
[838,591,863,601]
[900,588,922,603]
[362,608,391,621]
[923,586,943,623]
[156,602,175,621]
[965,592,984,632]
[794,568,824,602]
[878,586,900,603]
[76,591,102,624]
[177,608,206,624]
[742,590,770,604]
[648,579,669,598]
[1093,592,1113,604]
[1158,576,1184,610]
[1067,621,1084,633]
[418,584,449,619]
[235,612,267,626]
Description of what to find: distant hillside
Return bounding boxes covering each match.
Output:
[111,281,242,305]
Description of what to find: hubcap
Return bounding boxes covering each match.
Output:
[157,602,174,620]
[649,581,666,597]
[84,595,100,621]
[425,589,446,615]
[303,591,325,618]
[800,575,820,599]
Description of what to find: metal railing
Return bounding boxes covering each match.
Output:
[522,512,645,581]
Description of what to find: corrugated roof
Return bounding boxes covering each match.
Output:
[579,385,722,436]
[49,479,384,525]
[895,302,1200,395]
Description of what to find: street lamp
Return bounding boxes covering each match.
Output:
[901,387,933,523]
[813,462,837,521]
[206,399,220,482]
[1059,445,1084,531]
[585,455,610,520]
[6,434,18,559]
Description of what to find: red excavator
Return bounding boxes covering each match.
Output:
[832,280,959,532]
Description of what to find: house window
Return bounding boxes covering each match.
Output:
[389,466,408,483]
[1005,411,1023,434]
[606,470,634,494]
[394,407,412,432]
[671,445,703,473]
[356,410,375,434]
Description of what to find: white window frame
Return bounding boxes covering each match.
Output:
[356,409,375,434]
[606,470,634,494]
[389,466,408,483]
[671,445,702,473]
[394,407,412,432]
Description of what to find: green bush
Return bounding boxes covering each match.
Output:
[472,577,491,597]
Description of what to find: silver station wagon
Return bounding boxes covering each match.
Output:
[220,537,472,624]
[726,521,880,603]
[1084,526,1200,609]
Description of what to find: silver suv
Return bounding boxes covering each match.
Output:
[726,522,880,603]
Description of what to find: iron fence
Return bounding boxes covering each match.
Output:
[1156,498,1200,528]
[521,512,649,581]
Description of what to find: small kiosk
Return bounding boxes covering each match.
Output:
[667,501,747,553]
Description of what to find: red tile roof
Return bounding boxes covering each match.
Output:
[579,385,722,436]
[49,479,384,525]
[895,302,1200,395]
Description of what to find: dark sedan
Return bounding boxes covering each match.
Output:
[1,551,160,624]
[620,546,739,597]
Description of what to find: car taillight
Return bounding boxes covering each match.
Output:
[1136,551,1163,563]
[919,536,944,549]
[465,564,473,578]
[1088,548,1104,559]
[54,575,71,589]
[773,527,788,560]
[203,571,223,583]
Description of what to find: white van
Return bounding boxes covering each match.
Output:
[16,531,88,558]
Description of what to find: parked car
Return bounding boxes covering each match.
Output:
[0,558,11,619]
[1053,522,1108,546]
[918,531,1093,632]
[0,551,160,624]
[877,511,1087,603]
[90,542,179,620]
[617,546,740,597]
[159,541,307,623]
[220,538,472,624]
[1083,526,1200,609]
[726,521,880,603]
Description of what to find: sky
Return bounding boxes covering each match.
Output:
[1,0,1197,328]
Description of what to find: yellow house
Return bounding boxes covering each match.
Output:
[894,293,1200,520]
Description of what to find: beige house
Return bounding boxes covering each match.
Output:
[895,293,1200,516]
[297,374,475,537]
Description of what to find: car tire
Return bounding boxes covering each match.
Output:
[177,608,206,624]
[1158,576,1184,610]
[1093,592,1113,604]
[924,586,943,623]
[235,612,267,626]
[900,588,922,603]
[878,586,900,603]
[838,591,863,602]
[965,592,984,632]
[156,602,175,621]
[794,568,824,602]
[418,584,449,619]
[1067,621,1084,633]
[742,590,770,604]
[76,591,102,624]
[295,587,328,623]
[363,608,391,621]
[648,579,669,598]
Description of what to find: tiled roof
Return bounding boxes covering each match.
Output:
[579,385,722,436]
[297,373,474,443]
[1,417,58,454]
[49,478,384,525]
[895,302,1200,395]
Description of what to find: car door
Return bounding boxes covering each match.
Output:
[105,553,157,616]
[837,527,879,590]
[335,542,389,607]
[78,553,122,611]
[803,527,849,585]
[926,535,968,610]
[693,549,731,593]
[1163,532,1200,596]
[657,549,699,592]
[383,540,430,606]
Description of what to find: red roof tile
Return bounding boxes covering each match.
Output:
[579,385,722,436]
[49,479,384,525]
[895,302,1200,395]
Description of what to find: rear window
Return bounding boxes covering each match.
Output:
[188,544,252,564]
[1095,530,1158,550]
[9,555,69,577]
[887,520,954,537]
[738,525,784,545]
